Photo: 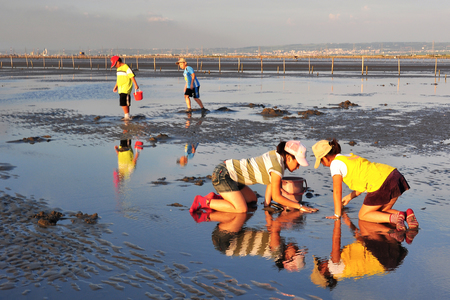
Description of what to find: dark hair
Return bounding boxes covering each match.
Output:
[326,138,341,157]
[276,141,295,167]
[117,57,123,63]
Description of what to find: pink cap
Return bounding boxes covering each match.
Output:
[285,140,309,167]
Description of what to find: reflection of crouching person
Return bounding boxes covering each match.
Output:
[114,140,140,181]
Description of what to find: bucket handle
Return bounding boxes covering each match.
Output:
[134,88,141,93]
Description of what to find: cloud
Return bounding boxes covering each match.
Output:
[329,13,340,21]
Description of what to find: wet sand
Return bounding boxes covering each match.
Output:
[0,67,450,299]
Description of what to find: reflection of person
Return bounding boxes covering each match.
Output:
[190,141,318,213]
[311,212,410,289]
[312,139,419,231]
[203,209,306,272]
[177,143,199,167]
[113,140,141,186]
[175,58,206,113]
[111,56,139,120]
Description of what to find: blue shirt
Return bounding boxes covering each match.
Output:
[183,66,200,88]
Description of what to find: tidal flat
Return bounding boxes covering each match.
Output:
[0,68,449,299]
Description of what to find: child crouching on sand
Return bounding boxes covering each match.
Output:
[312,138,418,231]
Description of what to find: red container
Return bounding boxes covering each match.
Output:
[135,141,143,150]
[134,89,143,101]
[281,176,307,203]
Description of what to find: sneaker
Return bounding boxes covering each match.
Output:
[189,195,210,213]
[406,208,419,229]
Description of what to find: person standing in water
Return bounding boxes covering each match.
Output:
[312,138,419,231]
[175,58,206,113]
[111,56,139,120]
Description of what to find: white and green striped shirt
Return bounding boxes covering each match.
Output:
[225,150,285,186]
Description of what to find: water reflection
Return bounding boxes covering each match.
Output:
[113,139,143,193]
[177,142,199,167]
[195,209,307,272]
[311,212,412,289]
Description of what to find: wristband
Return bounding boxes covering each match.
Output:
[334,214,341,219]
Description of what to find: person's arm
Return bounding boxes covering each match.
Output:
[342,190,362,206]
[270,172,317,213]
[131,77,139,91]
[190,72,196,89]
[327,175,343,219]
[330,214,342,263]
[113,84,118,93]
[264,184,272,207]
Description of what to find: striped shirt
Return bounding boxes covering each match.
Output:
[225,150,285,186]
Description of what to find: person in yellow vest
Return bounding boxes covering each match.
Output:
[312,138,419,231]
[111,56,139,120]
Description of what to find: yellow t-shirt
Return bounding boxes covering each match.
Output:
[116,64,134,94]
[334,154,395,193]
[118,149,135,180]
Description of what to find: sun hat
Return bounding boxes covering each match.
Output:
[285,140,309,167]
[176,58,187,65]
[110,56,120,68]
[312,140,332,169]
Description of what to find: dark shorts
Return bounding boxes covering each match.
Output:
[119,93,131,107]
[212,163,246,193]
[184,86,200,98]
[363,169,410,206]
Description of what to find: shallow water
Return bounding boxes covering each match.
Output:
[0,72,449,299]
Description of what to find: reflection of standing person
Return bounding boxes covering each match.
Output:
[177,143,199,167]
[175,58,206,112]
[312,139,419,231]
[113,140,140,187]
[311,212,409,289]
[111,56,139,120]
[190,141,318,213]
[203,209,306,272]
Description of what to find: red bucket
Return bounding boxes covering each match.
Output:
[134,89,143,101]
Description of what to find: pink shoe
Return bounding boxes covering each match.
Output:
[406,208,419,229]
[189,195,211,213]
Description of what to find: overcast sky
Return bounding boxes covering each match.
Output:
[1,0,449,52]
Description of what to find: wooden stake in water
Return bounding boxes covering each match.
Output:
[366,65,368,75]
[311,66,314,74]
[308,57,311,74]
[154,57,156,71]
[283,58,285,74]
[238,58,240,72]
[398,58,400,76]
[261,57,263,73]
[219,57,221,73]
[361,57,364,75]
[435,58,437,76]
[200,61,203,72]
[136,57,139,70]
[10,56,13,68]
[90,58,92,70]
[331,57,334,75]
[61,58,63,69]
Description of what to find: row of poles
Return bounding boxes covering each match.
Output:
[1,56,447,78]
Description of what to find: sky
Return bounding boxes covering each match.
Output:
[1,0,449,53]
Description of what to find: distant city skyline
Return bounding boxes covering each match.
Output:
[1,1,450,51]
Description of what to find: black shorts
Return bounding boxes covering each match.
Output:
[119,93,131,107]
[184,86,200,98]
[363,169,410,206]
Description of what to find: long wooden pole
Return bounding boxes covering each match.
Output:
[283,58,285,74]
[398,58,400,76]
[331,57,334,75]
[261,57,263,73]
[361,57,364,75]
[435,58,437,76]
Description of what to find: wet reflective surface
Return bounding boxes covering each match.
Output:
[0,73,449,299]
